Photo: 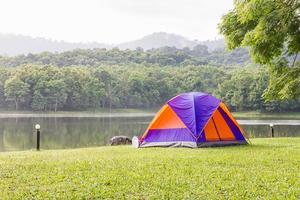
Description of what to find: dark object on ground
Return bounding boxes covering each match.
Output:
[109,136,132,145]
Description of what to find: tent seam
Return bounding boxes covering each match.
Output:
[193,94,197,138]
[168,101,197,140]
[196,102,221,140]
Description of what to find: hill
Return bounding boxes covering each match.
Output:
[0,45,250,67]
[0,32,225,56]
[0,33,112,56]
[118,32,197,50]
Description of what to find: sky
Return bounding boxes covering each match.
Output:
[0,0,234,44]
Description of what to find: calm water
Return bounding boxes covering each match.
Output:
[0,114,299,152]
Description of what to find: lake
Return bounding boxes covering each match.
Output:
[0,113,299,152]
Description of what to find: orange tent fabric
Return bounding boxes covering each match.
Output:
[138,92,248,148]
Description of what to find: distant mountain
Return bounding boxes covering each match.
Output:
[0,33,112,56]
[0,32,225,56]
[118,32,197,50]
[118,32,225,51]
[198,39,225,52]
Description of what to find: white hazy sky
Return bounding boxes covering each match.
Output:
[0,0,234,44]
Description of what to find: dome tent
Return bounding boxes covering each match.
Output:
[136,92,248,148]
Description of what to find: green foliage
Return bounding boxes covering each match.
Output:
[0,46,251,67]
[86,76,105,108]
[216,68,266,111]
[215,67,300,112]
[0,65,299,112]
[32,66,67,111]
[0,68,10,107]
[219,0,300,99]
[264,61,300,99]
[4,76,30,110]
[0,138,299,199]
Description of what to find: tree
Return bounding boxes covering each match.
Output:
[192,44,209,56]
[30,66,67,111]
[85,77,105,108]
[95,70,117,110]
[4,76,30,110]
[219,0,300,99]
[13,65,41,110]
[63,67,89,110]
[0,65,299,112]
[0,68,10,107]
[47,79,67,112]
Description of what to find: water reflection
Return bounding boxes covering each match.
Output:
[0,116,299,152]
[242,124,300,138]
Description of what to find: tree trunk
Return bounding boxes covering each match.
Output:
[102,99,105,108]
[109,96,112,113]
[108,84,112,112]
[14,97,19,111]
[55,97,58,112]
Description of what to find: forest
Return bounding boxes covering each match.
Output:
[0,45,251,67]
[0,64,299,112]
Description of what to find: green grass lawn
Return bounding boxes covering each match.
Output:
[0,138,299,199]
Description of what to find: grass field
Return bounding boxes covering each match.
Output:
[0,138,299,199]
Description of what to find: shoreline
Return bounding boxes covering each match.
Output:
[0,110,299,119]
[0,112,156,118]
